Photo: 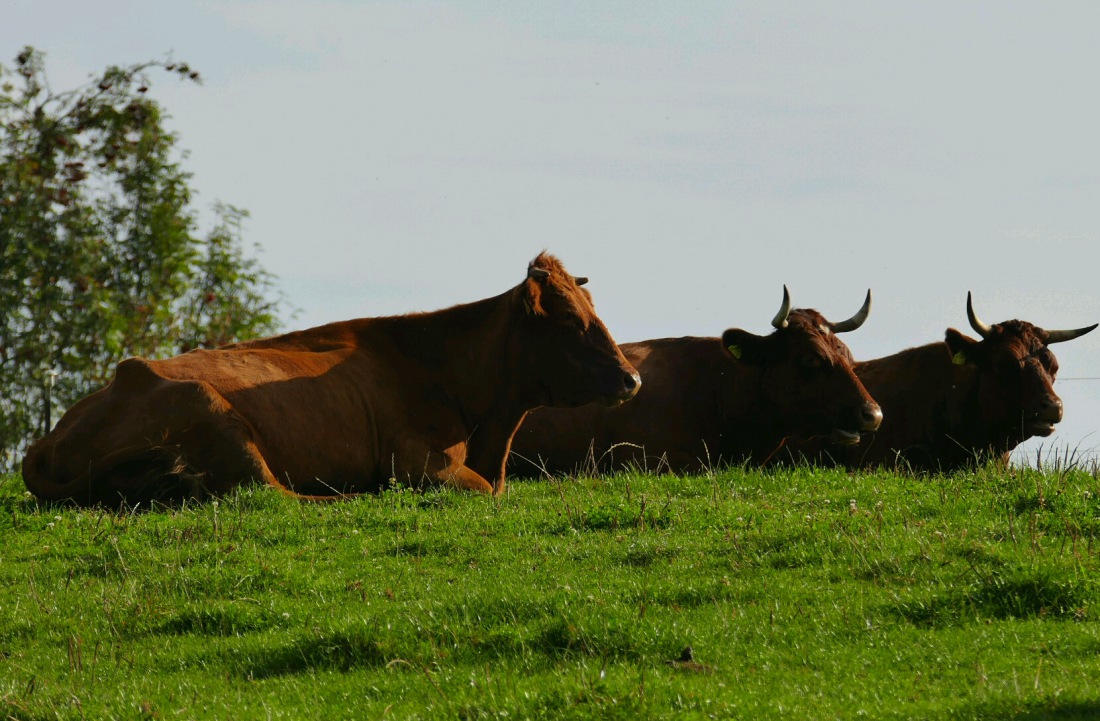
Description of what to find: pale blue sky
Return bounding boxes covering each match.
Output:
[6,1,1100,460]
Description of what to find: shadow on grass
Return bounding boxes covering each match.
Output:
[649,582,733,609]
[243,627,391,678]
[433,617,651,665]
[385,538,458,558]
[1013,492,1062,515]
[540,505,675,536]
[159,603,280,636]
[894,567,1092,627]
[740,530,830,571]
[582,504,673,532]
[620,544,678,568]
[457,689,646,721]
[236,615,651,679]
[966,700,1100,721]
[856,542,1007,583]
[528,617,641,660]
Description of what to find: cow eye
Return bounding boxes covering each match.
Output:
[800,354,824,371]
[559,316,586,334]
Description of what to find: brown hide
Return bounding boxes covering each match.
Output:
[511,300,882,475]
[786,316,1097,472]
[22,252,640,505]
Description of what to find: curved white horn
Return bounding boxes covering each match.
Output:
[1046,323,1099,344]
[771,285,792,329]
[966,291,993,339]
[829,289,872,334]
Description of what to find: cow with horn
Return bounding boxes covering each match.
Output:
[784,292,1097,471]
[511,286,883,475]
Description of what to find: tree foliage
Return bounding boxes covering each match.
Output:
[0,47,286,467]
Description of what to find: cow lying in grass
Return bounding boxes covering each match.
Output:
[782,293,1097,471]
[23,252,640,505]
[511,287,882,475]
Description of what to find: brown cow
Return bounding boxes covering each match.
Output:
[783,293,1097,471]
[22,252,641,505]
[510,287,883,475]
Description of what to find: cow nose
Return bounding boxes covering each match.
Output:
[859,402,883,431]
[620,371,642,399]
[1038,396,1063,423]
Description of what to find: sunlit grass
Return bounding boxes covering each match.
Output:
[2,463,1099,719]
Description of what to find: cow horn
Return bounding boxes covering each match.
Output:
[528,266,550,281]
[966,291,993,339]
[771,285,792,329]
[1046,323,1099,344]
[828,289,872,334]
[574,276,589,286]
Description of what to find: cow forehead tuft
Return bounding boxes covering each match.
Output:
[784,310,855,361]
[787,310,835,340]
[987,320,1049,355]
[529,251,567,275]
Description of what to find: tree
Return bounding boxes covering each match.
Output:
[0,47,286,468]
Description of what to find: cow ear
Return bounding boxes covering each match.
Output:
[945,328,980,365]
[721,328,767,364]
[522,278,547,317]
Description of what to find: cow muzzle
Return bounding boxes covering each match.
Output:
[830,401,883,445]
[858,402,884,432]
[1025,396,1062,436]
[604,370,642,405]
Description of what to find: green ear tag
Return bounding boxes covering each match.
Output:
[727,345,742,360]
[952,351,966,365]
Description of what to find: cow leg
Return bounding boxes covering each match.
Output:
[393,440,494,494]
[152,402,371,503]
[95,378,281,503]
[162,408,279,497]
[435,465,494,493]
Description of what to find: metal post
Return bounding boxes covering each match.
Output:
[43,369,57,434]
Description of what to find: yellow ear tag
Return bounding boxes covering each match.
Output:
[727,345,742,360]
[952,351,966,365]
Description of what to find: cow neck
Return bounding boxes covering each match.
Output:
[864,341,984,459]
[862,342,948,419]
[942,349,1019,462]
[927,343,990,454]
[377,289,527,431]
[714,358,782,460]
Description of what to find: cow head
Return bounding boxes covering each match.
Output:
[514,252,641,408]
[720,286,882,445]
[944,292,1097,442]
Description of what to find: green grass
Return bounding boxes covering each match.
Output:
[2,463,1100,719]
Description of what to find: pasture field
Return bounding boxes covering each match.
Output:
[2,462,1100,720]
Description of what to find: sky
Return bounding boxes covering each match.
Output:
[5,1,1100,463]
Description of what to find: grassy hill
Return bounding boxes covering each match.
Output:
[2,462,1099,719]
